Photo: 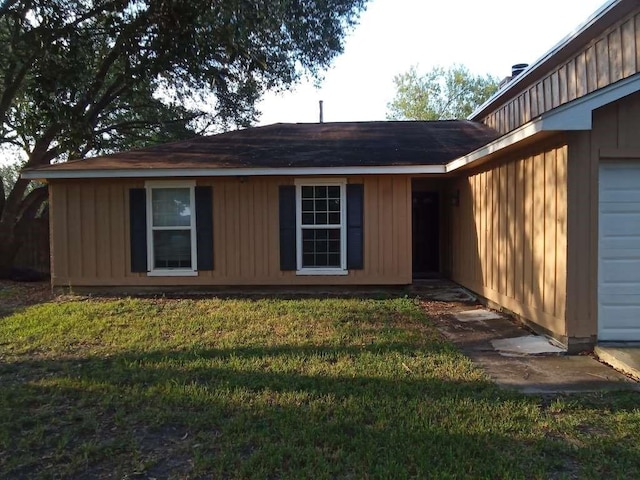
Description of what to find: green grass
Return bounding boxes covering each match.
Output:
[1,295,639,479]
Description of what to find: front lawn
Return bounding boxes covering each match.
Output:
[0,294,639,479]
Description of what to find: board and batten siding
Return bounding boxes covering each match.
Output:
[48,175,411,287]
[448,142,568,339]
[481,7,640,135]
[563,90,640,344]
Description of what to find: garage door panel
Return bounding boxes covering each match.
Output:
[598,160,640,342]
[599,309,640,329]
[600,259,640,279]
[599,198,640,210]
[600,285,640,295]
[600,188,640,202]
[600,163,640,180]
[599,328,640,341]
[600,213,640,232]
[600,248,640,259]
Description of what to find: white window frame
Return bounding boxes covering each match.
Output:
[145,180,198,276]
[295,178,348,276]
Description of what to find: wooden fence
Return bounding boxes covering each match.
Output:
[14,216,50,274]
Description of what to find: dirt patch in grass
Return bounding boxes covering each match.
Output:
[0,279,52,317]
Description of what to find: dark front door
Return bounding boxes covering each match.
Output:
[412,191,439,277]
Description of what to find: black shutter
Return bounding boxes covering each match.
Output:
[195,186,214,270]
[346,184,364,270]
[279,185,297,270]
[129,188,148,272]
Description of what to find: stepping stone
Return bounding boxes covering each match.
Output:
[453,309,503,322]
[491,335,566,356]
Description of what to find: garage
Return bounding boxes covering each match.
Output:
[598,160,640,341]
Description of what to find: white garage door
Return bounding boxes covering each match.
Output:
[598,160,640,341]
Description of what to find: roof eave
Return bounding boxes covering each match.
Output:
[20,164,448,180]
[451,74,640,171]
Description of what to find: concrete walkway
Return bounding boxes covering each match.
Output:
[415,281,640,394]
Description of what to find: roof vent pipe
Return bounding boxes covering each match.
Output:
[319,100,324,123]
[511,63,529,77]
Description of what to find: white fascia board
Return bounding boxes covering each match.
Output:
[445,120,544,172]
[540,73,640,130]
[20,164,446,180]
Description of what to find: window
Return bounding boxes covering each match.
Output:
[296,179,347,274]
[146,181,197,276]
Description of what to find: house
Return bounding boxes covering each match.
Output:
[22,0,640,351]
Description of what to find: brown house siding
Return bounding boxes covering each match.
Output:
[565,90,640,345]
[448,140,568,341]
[481,8,640,135]
[49,175,412,288]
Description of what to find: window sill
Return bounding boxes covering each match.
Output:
[296,269,349,276]
[147,269,198,277]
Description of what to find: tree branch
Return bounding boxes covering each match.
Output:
[26,124,62,168]
[93,114,199,136]
[87,80,130,125]
[0,0,21,18]
[0,51,37,127]
[16,184,47,223]
[0,177,5,217]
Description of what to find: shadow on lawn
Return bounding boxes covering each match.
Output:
[3,344,640,479]
[0,280,52,319]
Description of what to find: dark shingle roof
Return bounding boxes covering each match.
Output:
[29,121,498,172]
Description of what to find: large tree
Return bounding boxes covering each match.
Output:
[386,64,499,121]
[0,0,367,277]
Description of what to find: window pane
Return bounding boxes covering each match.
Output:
[315,199,328,212]
[301,186,314,198]
[328,253,340,266]
[327,186,340,198]
[315,213,327,225]
[301,228,341,268]
[315,185,327,198]
[152,188,191,227]
[302,199,314,212]
[153,230,192,268]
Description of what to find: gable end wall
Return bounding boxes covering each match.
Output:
[481,7,640,135]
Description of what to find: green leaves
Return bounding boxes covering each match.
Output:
[386,64,499,121]
[0,0,367,165]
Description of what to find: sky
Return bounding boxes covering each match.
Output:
[257,0,608,125]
